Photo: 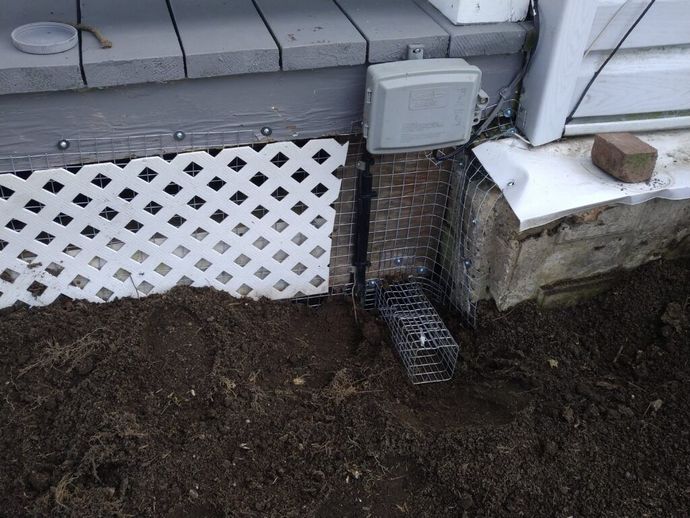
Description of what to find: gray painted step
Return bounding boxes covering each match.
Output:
[415,0,531,57]
[254,0,366,71]
[335,0,449,63]
[169,0,279,78]
[80,0,185,88]
[0,0,83,95]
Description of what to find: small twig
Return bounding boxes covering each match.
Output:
[627,381,647,393]
[129,276,140,299]
[642,403,652,418]
[4,394,15,412]
[91,457,102,483]
[354,367,393,384]
[613,345,624,364]
[351,290,359,326]
[490,305,520,322]
[160,400,172,416]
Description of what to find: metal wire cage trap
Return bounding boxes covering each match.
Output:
[375,281,460,384]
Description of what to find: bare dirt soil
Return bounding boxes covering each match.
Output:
[1,259,689,517]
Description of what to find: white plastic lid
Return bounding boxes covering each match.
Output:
[11,22,78,55]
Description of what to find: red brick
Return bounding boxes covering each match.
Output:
[591,133,658,183]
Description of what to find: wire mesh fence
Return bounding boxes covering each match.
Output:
[0,130,259,175]
[329,138,504,327]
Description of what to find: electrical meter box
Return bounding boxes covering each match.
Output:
[363,58,483,154]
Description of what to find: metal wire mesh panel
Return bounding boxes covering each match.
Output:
[329,139,504,327]
[451,153,504,327]
[0,139,347,308]
[330,140,459,298]
[376,281,459,384]
[0,130,259,174]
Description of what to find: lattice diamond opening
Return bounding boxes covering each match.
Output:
[0,139,347,308]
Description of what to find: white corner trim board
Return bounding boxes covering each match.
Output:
[429,0,530,24]
[474,132,690,231]
[517,0,599,146]
[518,0,690,146]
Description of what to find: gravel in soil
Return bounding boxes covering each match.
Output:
[1,259,689,517]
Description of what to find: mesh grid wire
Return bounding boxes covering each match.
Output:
[0,130,259,174]
[331,139,459,300]
[329,138,504,328]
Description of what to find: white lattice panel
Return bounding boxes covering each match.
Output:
[0,139,347,308]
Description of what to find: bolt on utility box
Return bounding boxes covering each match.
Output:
[363,58,483,155]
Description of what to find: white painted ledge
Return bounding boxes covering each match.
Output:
[474,131,690,231]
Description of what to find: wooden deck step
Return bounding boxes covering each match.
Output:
[0,0,530,94]
[169,0,279,78]
[0,0,83,95]
[80,0,185,88]
[254,0,366,71]
[335,0,449,63]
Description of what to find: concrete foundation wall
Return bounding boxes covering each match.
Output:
[464,190,690,310]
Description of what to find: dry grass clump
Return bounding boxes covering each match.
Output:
[326,369,363,404]
[18,328,105,377]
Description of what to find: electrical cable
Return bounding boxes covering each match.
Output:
[565,0,657,124]
[434,0,540,163]
[583,0,633,60]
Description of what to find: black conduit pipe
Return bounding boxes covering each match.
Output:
[352,150,376,304]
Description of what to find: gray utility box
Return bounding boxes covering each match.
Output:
[363,58,483,154]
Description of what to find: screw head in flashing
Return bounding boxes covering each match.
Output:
[507,180,516,187]
[261,126,273,137]
[173,131,186,141]
[57,139,70,150]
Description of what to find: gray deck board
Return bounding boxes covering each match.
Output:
[169,0,279,78]
[0,49,525,167]
[415,1,530,57]
[0,0,83,95]
[0,66,368,171]
[80,0,185,88]
[253,0,366,71]
[447,23,530,58]
[335,0,449,63]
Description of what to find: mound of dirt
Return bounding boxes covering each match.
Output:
[1,258,688,517]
